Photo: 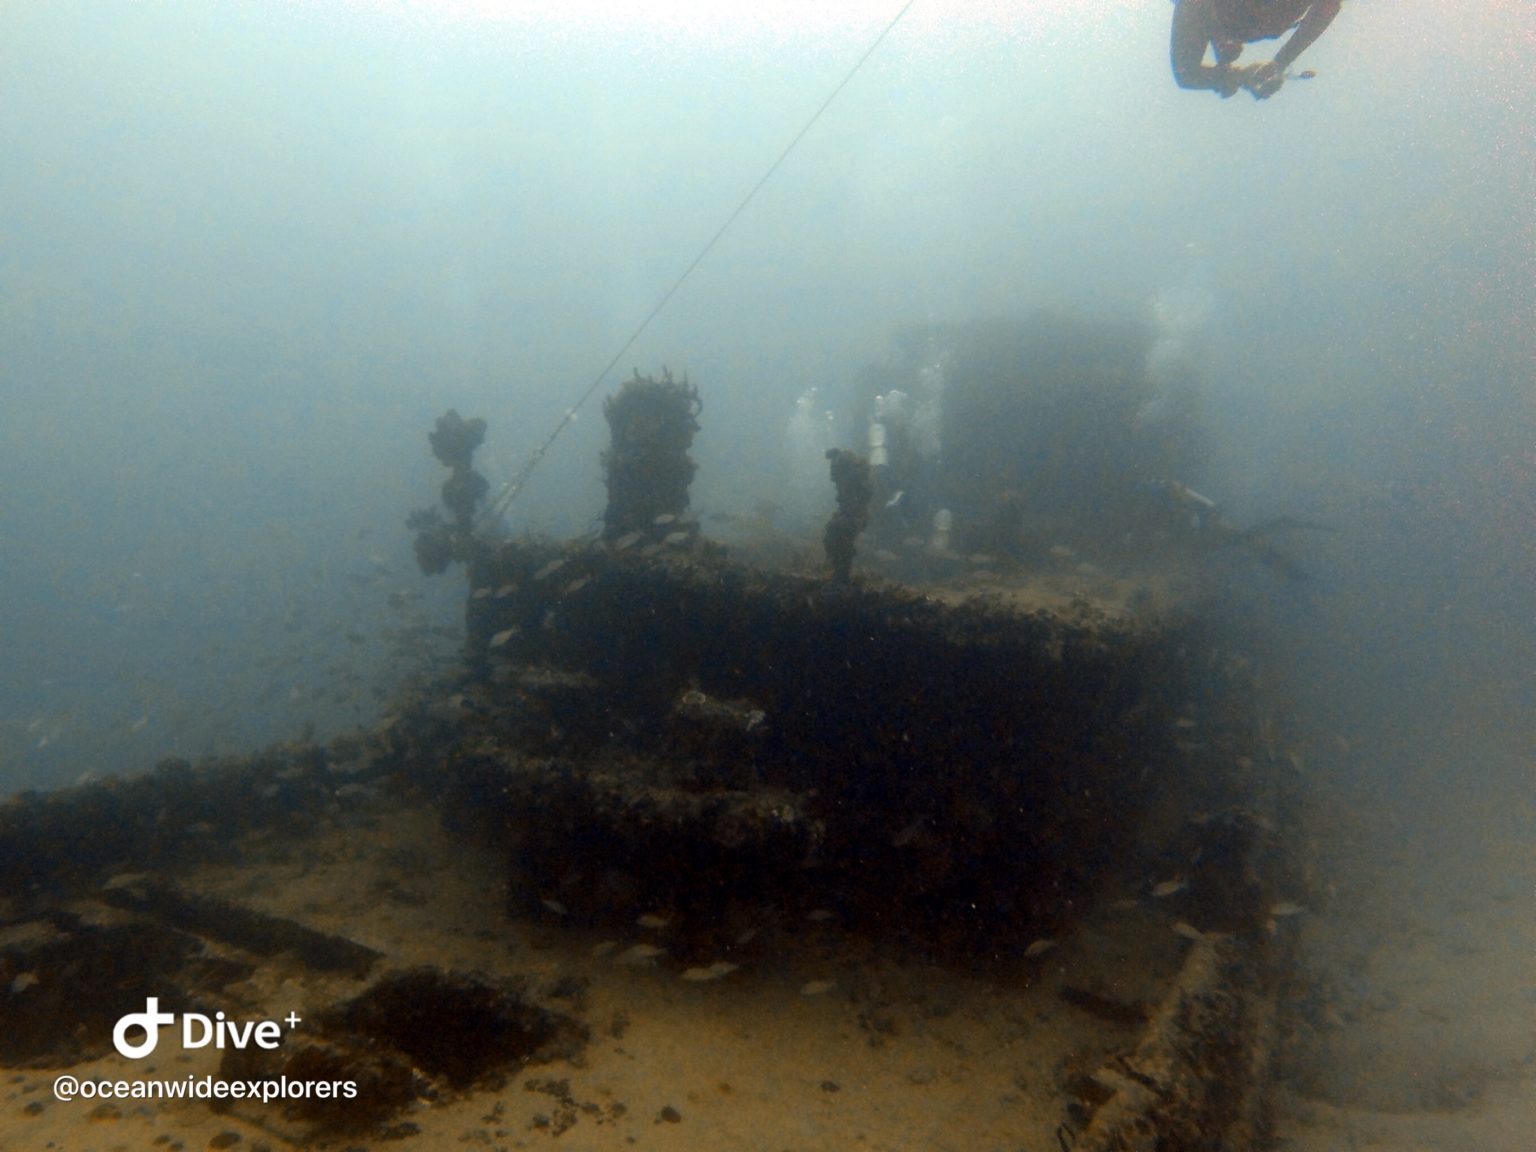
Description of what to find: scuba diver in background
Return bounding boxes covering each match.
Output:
[1171,0,1342,99]
[1141,478,1337,582]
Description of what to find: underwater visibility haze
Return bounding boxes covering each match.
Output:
[0,1,1532,1148]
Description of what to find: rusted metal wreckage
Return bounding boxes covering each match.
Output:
[0,337,1305,1150]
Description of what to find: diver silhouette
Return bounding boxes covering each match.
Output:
[1171,0,1342,99]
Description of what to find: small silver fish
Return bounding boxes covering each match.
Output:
[616,944,666,966]
[681,962,738,982]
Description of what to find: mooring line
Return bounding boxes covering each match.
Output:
[481,1,919,528]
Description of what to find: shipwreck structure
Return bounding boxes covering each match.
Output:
[0,324,1308,1150]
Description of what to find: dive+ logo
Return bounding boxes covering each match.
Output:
[112,998,302,1059]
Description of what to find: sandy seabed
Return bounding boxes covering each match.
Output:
[1274,729,1536,1152]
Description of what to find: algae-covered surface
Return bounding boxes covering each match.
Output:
[0,555,1287,1150]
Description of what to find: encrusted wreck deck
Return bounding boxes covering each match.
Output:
[0,542,1300,1150]
[442,536,1279,959]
